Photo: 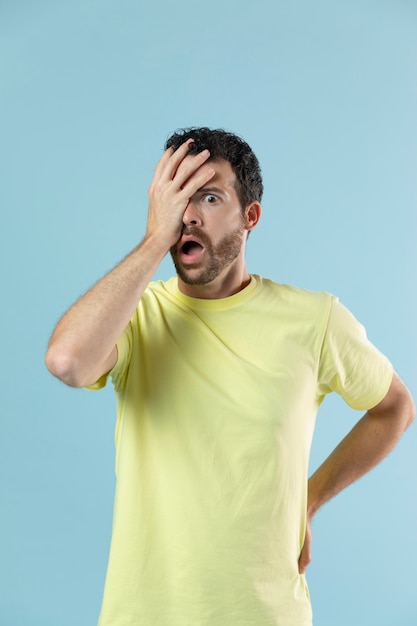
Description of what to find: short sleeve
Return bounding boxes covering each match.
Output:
[317,297,393,410]
[85,321,133,393]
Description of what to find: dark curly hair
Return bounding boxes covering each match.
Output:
[165,127,263,210]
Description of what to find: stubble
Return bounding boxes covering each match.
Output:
[170,224,246,286]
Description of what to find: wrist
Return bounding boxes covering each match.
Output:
[306,501,319,521]
[142,229,175,257]
[144,225,179,253]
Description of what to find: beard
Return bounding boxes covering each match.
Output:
[170,223,246,286]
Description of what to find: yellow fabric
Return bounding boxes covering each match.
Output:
[91,275,393,626]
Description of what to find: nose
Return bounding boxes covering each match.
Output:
[182,201,203,227]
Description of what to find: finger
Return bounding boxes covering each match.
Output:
[298,535,312,574]
[180,163,216,199]
[150,146,175,182]
[172,149,212,190]
[150,139,193,187]
[298,550,310,574]
[164,138,197,182]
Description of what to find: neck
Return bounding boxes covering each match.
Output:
[177,263,251,300]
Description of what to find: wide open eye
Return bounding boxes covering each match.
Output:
[203,194,218,204]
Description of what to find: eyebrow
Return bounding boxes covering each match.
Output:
[197,186,225,196]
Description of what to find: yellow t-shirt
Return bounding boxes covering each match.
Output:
[90,275,393,626]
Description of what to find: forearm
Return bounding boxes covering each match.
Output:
[298,373,414,574]
[307,375,414,518]
[308,414,399,517]
[45,234,167,387]
[46,142,216,387]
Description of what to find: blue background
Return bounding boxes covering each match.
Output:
[1,1,416,624]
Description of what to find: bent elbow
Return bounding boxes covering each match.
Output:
[45,346,85,388]
[405,393,416,429]
[397,381,416,430]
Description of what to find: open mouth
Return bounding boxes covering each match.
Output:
[180,239,205,263]
[182,241,204,255]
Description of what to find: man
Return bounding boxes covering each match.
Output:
[45,127,414,626]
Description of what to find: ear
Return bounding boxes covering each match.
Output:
[244,201,262,232]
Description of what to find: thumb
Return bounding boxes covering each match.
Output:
[298,521,312,574]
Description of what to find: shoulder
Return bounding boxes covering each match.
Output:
[254,275,333,315]
[144,277,176,296]
[125,278,178,330]
[138,277,178,308]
